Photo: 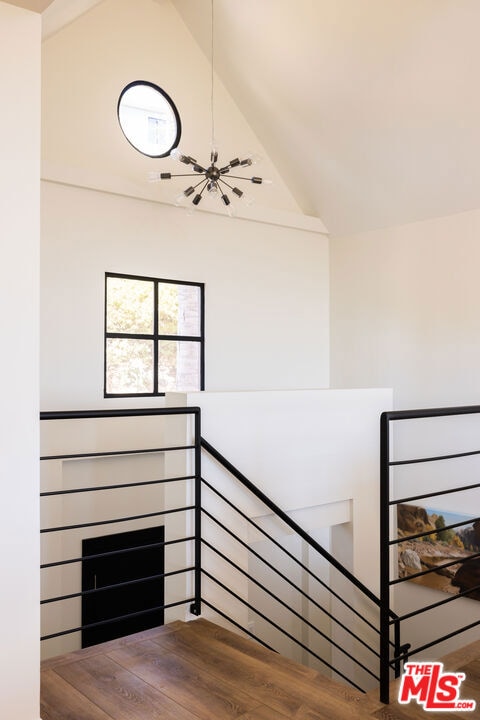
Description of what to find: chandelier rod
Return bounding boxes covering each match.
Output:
[210,0,215,153]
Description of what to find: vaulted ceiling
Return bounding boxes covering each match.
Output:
[170,0,480,237]
[26,0,480,235]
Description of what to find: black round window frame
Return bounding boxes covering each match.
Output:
[117,80,182,159]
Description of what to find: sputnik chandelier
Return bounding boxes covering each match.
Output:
[150,0,268,211]
[154,149,266,209]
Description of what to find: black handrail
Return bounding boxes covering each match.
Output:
[201,436,384,692]
[201,437,381,607]
[380,404,480,703]
[202,476,382,639]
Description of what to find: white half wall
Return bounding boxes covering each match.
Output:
[40,182,329,409]
[0,3,40,719]
[169,388,393,594]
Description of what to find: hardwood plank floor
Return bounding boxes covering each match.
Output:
[41,619,480,720]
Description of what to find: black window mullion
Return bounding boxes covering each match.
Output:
[200,282,205,390]
[157,334,202,342]
[153,280,159,394]
[105,332,155,341]
[104,274,108,395]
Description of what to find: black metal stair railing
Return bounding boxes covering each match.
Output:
[380,405,480,704]
[40,407,202,649]
[199,437,388,694]
[40,406,396,699]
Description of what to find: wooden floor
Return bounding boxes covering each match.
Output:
[41,619,480,720]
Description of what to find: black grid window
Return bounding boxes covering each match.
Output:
[105,272,204,396]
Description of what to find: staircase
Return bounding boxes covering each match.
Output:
[40,405,480,709]
[40,618,480,720]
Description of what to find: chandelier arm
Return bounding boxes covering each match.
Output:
[161,172,207,179]
[198,179,209,195]
[218,177,243,199]
[193,177,210,190]
[182,178,212,196]
[224,174,263,182]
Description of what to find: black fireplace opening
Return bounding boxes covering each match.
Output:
[81,525,165,648]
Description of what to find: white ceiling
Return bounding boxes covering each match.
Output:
[37,0,480,236]
[170,0,480,236]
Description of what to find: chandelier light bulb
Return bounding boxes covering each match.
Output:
[174,192,187,206]
[240,153,262,167]
[170,147,183,161]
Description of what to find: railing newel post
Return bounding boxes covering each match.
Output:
[190,408,202,616]
[380,411,391,704]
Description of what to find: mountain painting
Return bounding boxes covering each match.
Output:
[397,503,480,600]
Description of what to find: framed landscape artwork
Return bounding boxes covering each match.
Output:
[397,503,480,600]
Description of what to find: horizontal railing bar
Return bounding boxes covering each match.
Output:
[41,598,194,642]
[203,570,374,691]
[389,515,479,546]
[40,445,195,462]
[40,505,194,534]
[394,618,480,664]
[40,407,201,421]
[41,566,194,605]
[202,507,387,646]
[390,550,480,586]
[391,579,480,623]
[383,406,480,423]
[200,599,276,652]
[40,474,194,497]
[391,481,480,506]
[202,482,386,636]
[40,536,194,569]
[390,449,480,467]
[203,539,380,666]
[201,439,381,608]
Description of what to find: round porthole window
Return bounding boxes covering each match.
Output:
[117,80,181,158]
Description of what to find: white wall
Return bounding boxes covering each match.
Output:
[330,208,480,409]
[40,182,329,409]
[330,210,480,660]
[0,3,40,719]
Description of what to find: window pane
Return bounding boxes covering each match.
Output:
[158,341,201,392]
[106,277,154,334]
[106,338,153,394]
[158,283,201,336]
[118,82,180,158]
